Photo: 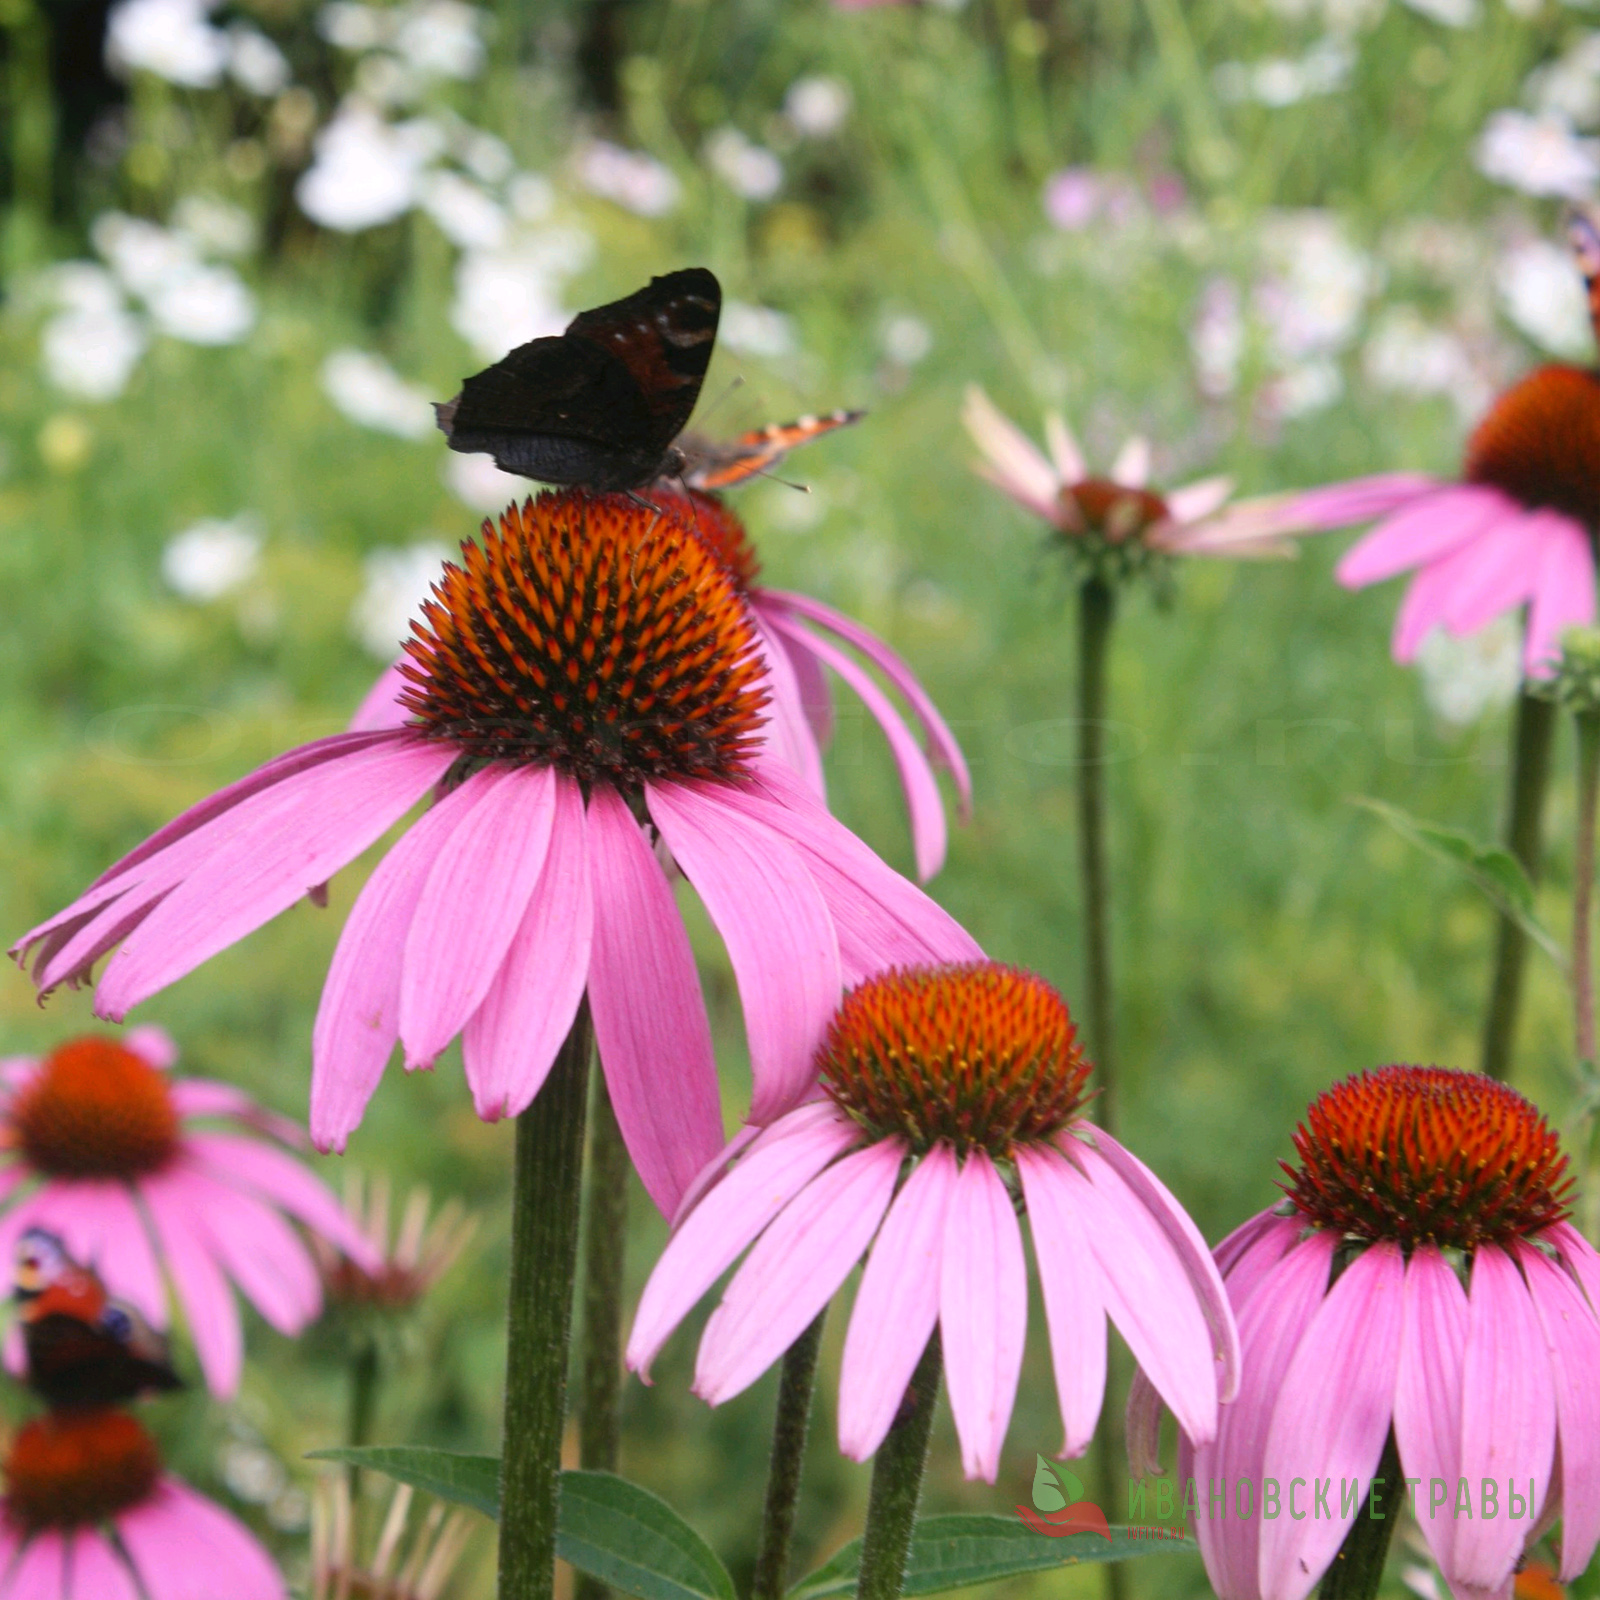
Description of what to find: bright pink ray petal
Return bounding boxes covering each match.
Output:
[1454,1247,1556,1589]
[399,764,556,1069]
[95,736,454,1019]
[118,1480,285,1599]
[4,1531,65,1600]
[1258,1241,1405,1600]
[647,779,839,1124]
[694,1140,902,1406]
[628,1105,862,1380]
[1525,514,1597,679]
[348,662,410,732]
[123,1026,178,1070]
[585,786,724,1217]
[838,1147,956,1463]
[961,386,1062,521]
[750,612,827,796]
[1286,474,1439,530]
[64,1531,140,1600]
[1394,1244,1468,1576]
[774,614,836,747]
[1392,551,1475,664]
[1166,475,1234,525]
[1439,523,1538,637]
[170,1078,304,1147]
[463,773,593,1121]
[1545,1222,1600,1312]
[1334,487,1508,589]
[939,1150,1027,1481]
[1217,1212,1302,1316]
[1016,1146,1108,1460]
[140,1172,242,1397]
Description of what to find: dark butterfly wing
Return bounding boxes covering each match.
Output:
[24,1310,182,1409]
[677,409,865,490]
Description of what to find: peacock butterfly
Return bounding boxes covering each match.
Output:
[676,409,865,490]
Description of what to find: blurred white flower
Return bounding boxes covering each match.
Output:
[705,127,783,201]
[881,313,932,366]
[1528,33,1600,124]
[395,0,485,78]
[1399,0,1478,23]
[318,1,386,50]
[93,211,198,297]
[147,263,255,344]
[719,301,796,359]
[227,25,290,94]
[352,52,419,106]
[351,542,452,658]
[1496,236,1592,356]
[42,286,147,401]
[297,106,444,231]
[449,227,590,358]
[575,140,681,216]
[46,262,124,316]
[220,1442,287,1505]
[1273,356,1344,416]
[1475,110,1600,197]
[464,132,514,184]
[444,450,525,512]
[105,0,228,86]
[1213,38,1353,105]
[162,515,263,601]
[1362,307,1488,421]
[508,172,554,220]
[1256,210,1376,360]
[172,194,255,256]
[418,170,506,249]
[322,349,436,438]
[1416,617,1522,726]
[784,75,852,137]
[1191,275,1244,397]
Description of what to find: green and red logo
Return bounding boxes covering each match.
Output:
[1015,1458,1111,1539]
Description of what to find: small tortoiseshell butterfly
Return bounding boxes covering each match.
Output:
[676,409,865,490]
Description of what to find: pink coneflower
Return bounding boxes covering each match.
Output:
[627,962,1238,1482]
[0,1029,376,1397]
[356,491,971,884]
[1134,1066,1600,1600]
[14,492,979,1217]
[0,1407,284,1599]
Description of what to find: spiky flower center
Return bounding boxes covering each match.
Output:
[5,1411,160,1529]
[11,1037,180,1179]
[1060,479,1171,544]
[674,491,762,592]
[1283,1065,1572,1250]
[1465,365,1600,533]
[400,490,768,789]
[819,963,1092,1158]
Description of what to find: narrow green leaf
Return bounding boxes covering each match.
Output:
[308,1445,500,1518]
[788,1514,1194,1600]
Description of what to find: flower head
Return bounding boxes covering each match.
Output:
[1141,1065,1600,1600]
[627,961,1237,1483]
[312,1473,475,1600]
[0,1028,379,1397]
[13,492,980,1219]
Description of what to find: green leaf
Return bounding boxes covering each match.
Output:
[309,1451,735,1600]
[1351,798,1566,972]
[788,1514,1194,1600]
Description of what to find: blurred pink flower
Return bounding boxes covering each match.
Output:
[13,493,979,1218]
[627,963,1237,1483]
[1130,1066,1600,1600]
[0,1028,376,1397]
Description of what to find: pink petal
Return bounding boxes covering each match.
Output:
[463,773,592,1120]
[348,662,410,733]
[118,1479,285,1600]
[170,1078,303,1148]
[1015,1145,1107,1460]
[750,613,828,797]
[1393,551,1475,664]
[124,1026,178,1071]
[1438,522,1538,637]
[1454,1246,1556,1590]
[627,1104,861,1380]
[1285,473,1439,530]
[694,1139,902,1405]
[837,1146,955,1463]
[1043,412,1085,482]
[1125,1367,1162,1478]
[1525,513,1597,679]
[1166,475,1235,525]
[1334,486,1507,589]
[1516,1243,1600,1578]
[647,780,840,1124]
[4,1530,66,1600]
[1258,1241,1405,1600]
[1111,436,1150,489]
[586,785,724,1217]
[1394,1245,1468,1576]
[939,1150,1027,1482]
[399,764,556,1070]
[63,1530,141,1600]
[961,386,1062,521]
[1546,1222,1600,1312]
[95,736,453,1019]
[140,1171,242,1397]
[1217,1212,1302,1315]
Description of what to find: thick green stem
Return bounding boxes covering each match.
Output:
[856,1332,942,1600]
[1480,692,1557,1081]
[345,1334,381,1522]
[1575,710,1600,1068]
[1317,1433,1402,1599]
[750,1312,827,1600]
[499,1008,592,1600]
[576,1073,629,1600]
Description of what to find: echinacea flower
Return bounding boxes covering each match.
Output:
[312,1473,475,1600]
[0,1029,377,1397]
[962,385,1297,576]
[310,1171,476,1313]
[355,491,971,882]
[627,962,1238,1482]
[13,491,979,1218]
[1130,1066,1600,1600]
[0,1407,284,1599]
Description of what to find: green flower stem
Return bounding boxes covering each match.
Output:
[1574,708,1600,1069]
[1077,576,1118,1124]
[856,1332,942,1600]
[1480,691,1557,1081]
[750,1312,828,1600]
[499,1006,592,1600]
[576,1072,629,1600]
[1317,1433,1402,1599]
[345,1332,381,1530]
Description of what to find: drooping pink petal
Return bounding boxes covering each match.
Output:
[398,764,556,1070]
[1393,1244,1468,1576]
[1285,473,1439,530]
[95,736,454,1020]
[348,662,410,733]
[1216,1211,1302,1315]
[1015,1145,1107,1460]
[939,1150,1027,1482]
[463,773,592,1121]
[170,1078,304,1148]
[1392,549,1476,664]
[140,1172,242,1396]
[1125,1367,1162,1478]
[63,1530,141,1600]
[670,1123,765,1230]
[1166,475,1234,525]
[627,1104,862,1380]
[1439,521,1538,637]
[1334,486,1507,589]
[647,779,839,1124]
[118,1479,285,1600]
[1525,514,1597,679]
[1043,412,1085,483]
[585,785,724,1217]
[1545,1222,1600,1312]
[1454,1246,1556,1590]
[749,613,827,797]
[1516,1243,1600,1579]
[1258,1241,1405,1600]
[837,1146,955,1463]
[694,1139,902,1406]
[962,386,1062,522]
[3,1530,66,1600]
[124,1026,178,1071]
[780,619,836,747]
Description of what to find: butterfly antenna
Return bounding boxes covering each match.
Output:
[695,375,747,426]
[753,468,810,493]
[1567,206,1600,348]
